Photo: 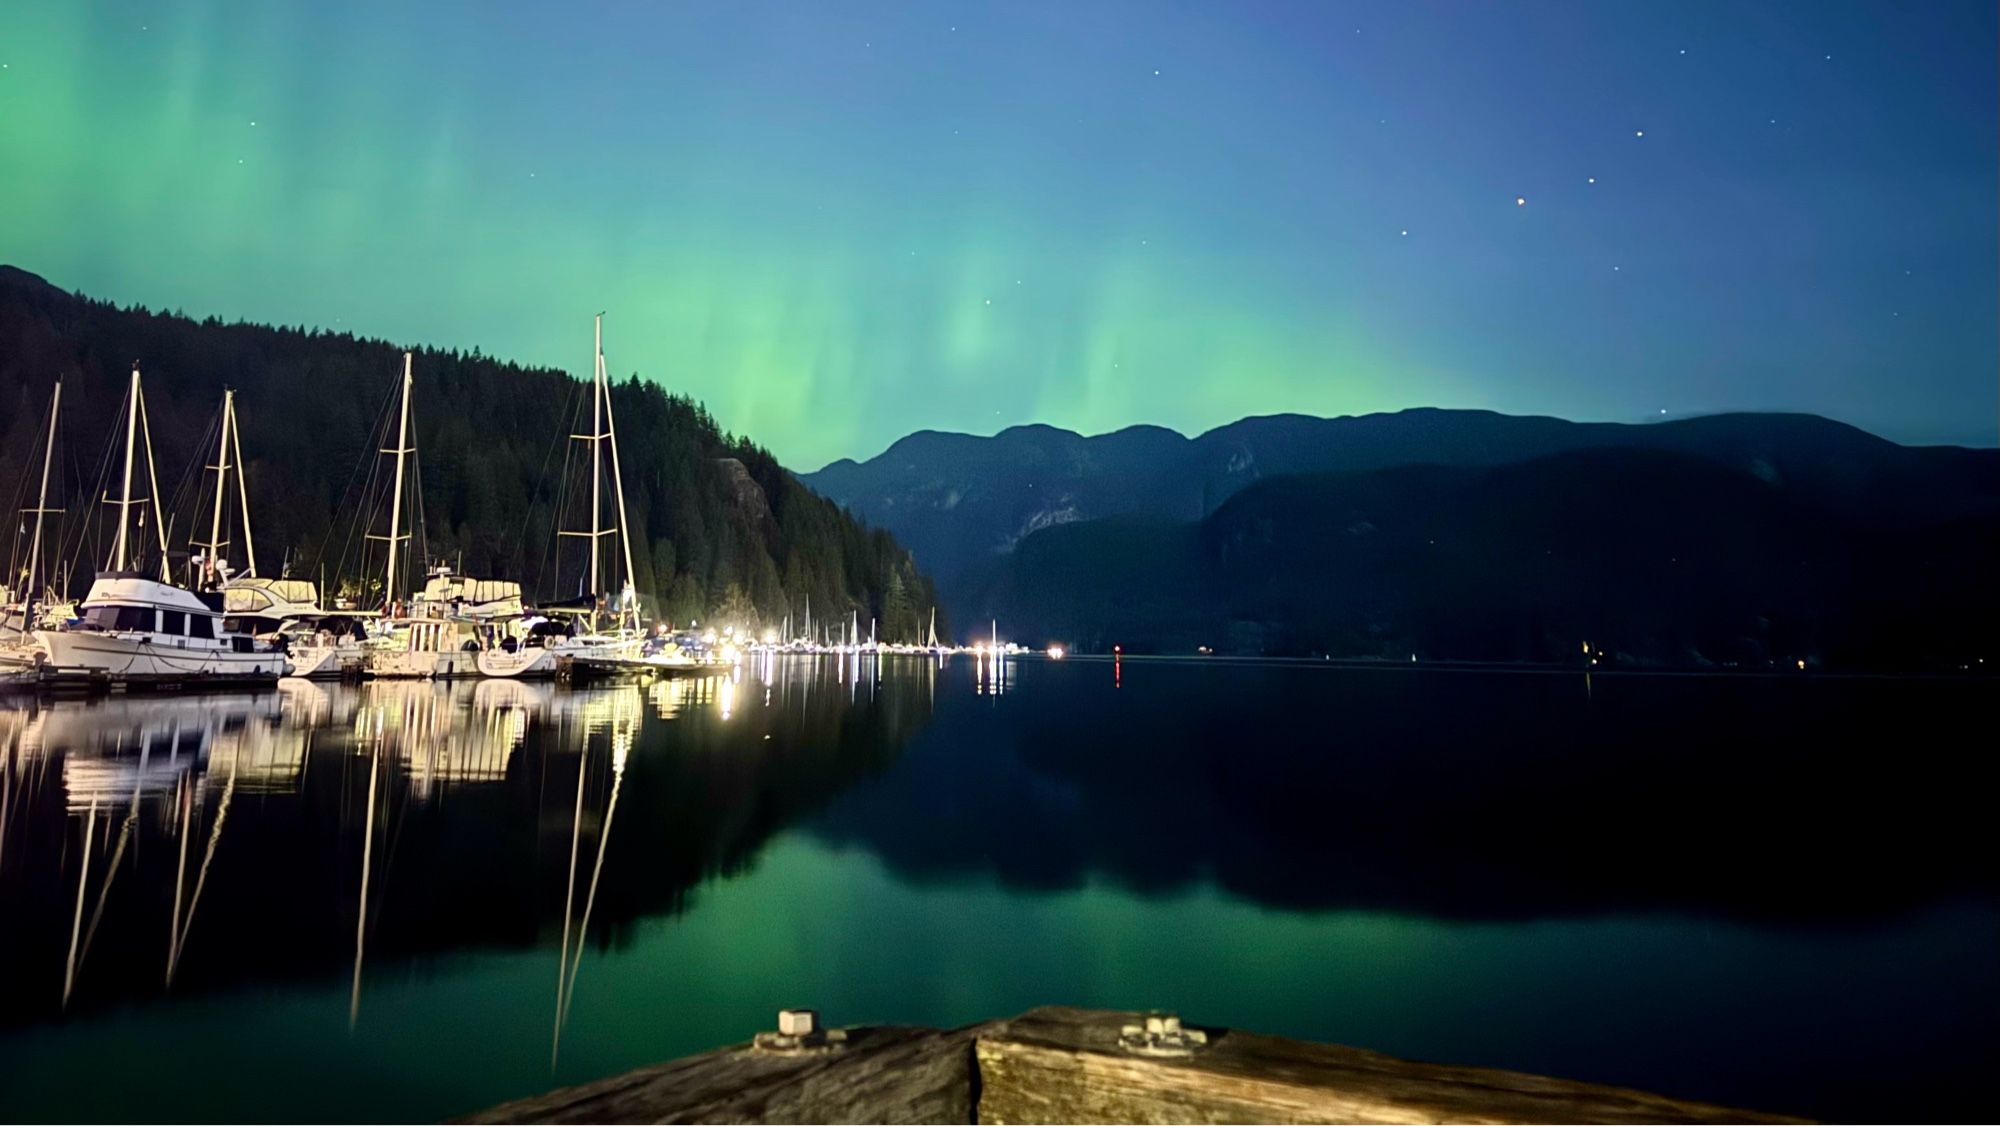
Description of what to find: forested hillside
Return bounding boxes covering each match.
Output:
[0,266,940,639]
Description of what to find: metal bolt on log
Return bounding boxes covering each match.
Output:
[1119,1010,1208,1058]
[754,1008,848,1054]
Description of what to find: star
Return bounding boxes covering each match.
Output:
[250,119,257,126]
[1587,176,1596,184]
[1400,229,1408,236]
[1153,69,1160,75]
[1634,129,1645,138]
[1613,265,1621,271]
[984,298,991,305]
[1515,196,1526,207]
[1679,49,1686,55]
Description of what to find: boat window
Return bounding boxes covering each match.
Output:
[84,605,155,631]
[162,609,186,635]
[232,635,254,653]
[190,614,216,640]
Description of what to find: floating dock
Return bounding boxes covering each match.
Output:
[464,1006,1803,1124]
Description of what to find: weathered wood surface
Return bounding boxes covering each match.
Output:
[976,1007,1803,1125]
[462,1007,1806,1124]
[461,1023,990,1125]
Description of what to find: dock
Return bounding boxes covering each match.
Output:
[463,1007,1804,1124]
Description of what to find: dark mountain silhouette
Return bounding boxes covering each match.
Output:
[980,447,1996,670]
[0,266,939,636]
[805,410,1997,653]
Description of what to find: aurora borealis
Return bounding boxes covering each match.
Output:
[2,1,1994,467]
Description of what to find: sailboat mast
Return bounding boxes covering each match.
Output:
[590,315,603,616]
[24,379,61,606]
[600,336,638,626]
[202,390,233,587]
[138,384,171,582]
[113,368,139,572]
[232,395,256,577]
[383,354,413,608]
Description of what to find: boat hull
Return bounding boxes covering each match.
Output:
[29,630,284,687]
[367,648,477,679]
[474,646,561,679]
[285,643,364,679]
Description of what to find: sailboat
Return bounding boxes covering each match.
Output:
[30,367,286,688]
[178,388,372,678]
[485,315,649,680]
[365,354,503,679]
[2,380,70,662]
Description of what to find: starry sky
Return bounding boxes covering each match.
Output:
[2,1,1994,467]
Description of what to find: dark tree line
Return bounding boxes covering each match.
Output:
[0,267,942,640]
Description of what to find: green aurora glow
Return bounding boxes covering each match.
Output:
[3,2,1994,465]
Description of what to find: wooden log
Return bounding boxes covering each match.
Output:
[461,1007,1807,1124]
[974,1007,1804,1125]
[461,1022,991,1125]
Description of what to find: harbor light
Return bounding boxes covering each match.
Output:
[1047,645,1066,659]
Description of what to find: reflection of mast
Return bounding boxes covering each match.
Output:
[76,772,144,988]
[552,728,589,1068]
[559,734,627,1037]
[350,744,381,1029]
[62,799,98,1009]
[553,694,637,1066]
[167,750,238,987]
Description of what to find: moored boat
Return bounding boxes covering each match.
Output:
[26,369,284,689]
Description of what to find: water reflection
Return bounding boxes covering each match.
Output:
[0,659,932,1029]
[0,657,1993,1123]
[814,661,1999,922]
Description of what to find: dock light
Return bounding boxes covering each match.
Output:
[1047,645,1065,659]
[1797,659,1805,670]
[1112,644,1122,655]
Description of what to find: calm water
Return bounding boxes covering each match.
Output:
[0,657,1993,1122]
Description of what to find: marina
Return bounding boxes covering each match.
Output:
[2,323,971,696]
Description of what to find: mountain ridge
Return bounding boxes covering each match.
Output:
[981,445,1997,669]
[802,406,2000,636]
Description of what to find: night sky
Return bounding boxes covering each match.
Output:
[2,1,1994,466]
